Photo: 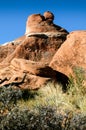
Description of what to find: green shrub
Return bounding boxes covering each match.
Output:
[0,85,39,111]
[0,86,22,110]
[0,106,86,130]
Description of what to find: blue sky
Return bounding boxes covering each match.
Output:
[0,0,86,44]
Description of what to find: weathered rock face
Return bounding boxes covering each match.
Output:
[0,11,69,89]
[0,58,54,89]
[0,42,17,63]
[0,36,26,63]
[3,33,67,65]
[44,11,54,21]
[25,11,68,35]
[50,31,86,77]
[0,11,68,65]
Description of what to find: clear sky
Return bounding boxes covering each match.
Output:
[0,0,86,44]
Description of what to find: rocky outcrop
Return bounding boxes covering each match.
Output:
[0,41,17,63]
[0,13,86,90]
[50,31,86,77]
[25,11,68,35]
[0,11,68,65]
[0,58,57,89]
[0,36,26,63]
[0,11,68,89]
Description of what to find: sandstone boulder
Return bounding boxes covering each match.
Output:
[0,58,52,89]
[0,58,68,90]
[25,11,68,35]
[44,11,54,23]
[50,31,86,77]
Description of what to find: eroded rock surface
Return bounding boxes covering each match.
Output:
[0,11,68,89]
[50,31,86,77]
[25,11,68,35]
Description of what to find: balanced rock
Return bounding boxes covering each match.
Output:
[44,11,54,22]
[50,31,86,77]
[1,11,68,65]
[25,11,68,35]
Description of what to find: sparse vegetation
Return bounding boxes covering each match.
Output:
[0,67,86,129]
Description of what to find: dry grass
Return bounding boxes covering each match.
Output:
[17,67,86,114]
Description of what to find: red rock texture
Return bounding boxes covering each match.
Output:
[0,11,69,89]
[50,31,86,77]
[0,13,86,90]
[0,58,53,89]
[25,11,68,35]
[3,34,67,65]
[44,11,54,23]
[0,36,26,63]
[0,42,17,63]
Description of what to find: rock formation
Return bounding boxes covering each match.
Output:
[25,11,68,35]
[0,12,86,90]
[50,31,86,77]
[0,11,68,89]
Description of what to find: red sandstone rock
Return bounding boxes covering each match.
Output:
[50,31,86,77]
[27,14,45,25]
[0,58,55,89]
[0,12,86,90]
[14,35,26,42]
[1,33,68,66]
[0,11,68,89]
[0,42,17,63]
[25,11,68,35]
[44,11,54,23]
[0,36,26,63]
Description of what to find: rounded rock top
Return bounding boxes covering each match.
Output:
[25,11,68,35]
[44,11,54,21]
[27,14,45,24]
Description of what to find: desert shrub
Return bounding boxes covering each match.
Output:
[0,107,30,130]
[0,86,39,109]
[0,86,22,110]
[69,114,86,130]
[0,105,70,130]
[0,106,86,130]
